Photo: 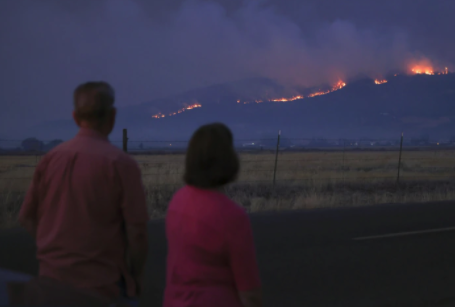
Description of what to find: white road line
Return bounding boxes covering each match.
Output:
[352,226,455,241]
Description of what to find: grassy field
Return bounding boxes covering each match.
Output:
[1,149,455,226]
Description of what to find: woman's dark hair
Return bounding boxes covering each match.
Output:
[184,123,240,189]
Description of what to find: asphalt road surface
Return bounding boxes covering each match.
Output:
[1,201,455,307]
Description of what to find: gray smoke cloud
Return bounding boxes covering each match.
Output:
[0,0,453,137]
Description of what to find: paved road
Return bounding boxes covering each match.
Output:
[1,201,455,306]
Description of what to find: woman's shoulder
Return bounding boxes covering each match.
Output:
[216,193,249,223]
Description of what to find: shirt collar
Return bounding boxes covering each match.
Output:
[77,128,109,141]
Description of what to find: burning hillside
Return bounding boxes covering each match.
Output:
[409,66,448,76]
[152,80,347,118]
[151,65,450,119]
[152,103,201,118]
[408,58,449,76]
[238,80,346,104]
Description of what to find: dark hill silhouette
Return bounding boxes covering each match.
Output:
[115,73,455,141]
[29,74,455,141]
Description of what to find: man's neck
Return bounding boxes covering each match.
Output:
[78,127,109,140]
[79,123,110,138]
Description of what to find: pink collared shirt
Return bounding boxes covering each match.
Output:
[19,128,148,299]
[164,185,262,307]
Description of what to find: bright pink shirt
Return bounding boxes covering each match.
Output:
[18,128,148,299]
[164,185,262,307]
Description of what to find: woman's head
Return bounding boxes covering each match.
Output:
[184,123,239,189]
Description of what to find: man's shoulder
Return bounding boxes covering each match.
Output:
[46,139,71,154]
[110,148,138,168]
[39,140,72,163]
[47,137,138,168]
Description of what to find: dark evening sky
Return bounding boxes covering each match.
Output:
[1,0,454,136]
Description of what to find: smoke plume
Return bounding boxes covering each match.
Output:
[0,0,453,136]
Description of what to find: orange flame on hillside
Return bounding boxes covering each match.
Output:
[410,65,450,76]
[238,80,346,104]
[407,57,451,76]
[411,67,434,75]
[308,91,329,98]
[271,95,304,102]
[151,63,450,120]
[152,103,202,119]
[375,79,388,85]
[308,81,346,98]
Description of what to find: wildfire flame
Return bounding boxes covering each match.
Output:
[152,103,202,119]
[411,67,434,75]
[308,81,346,98]
[238,80,346,104]
[308,91,330,98]
[271,95,304,102]
[410,66,449,76]
[407,57,451,76]
[375,79,388,85]
[151,63,451,120]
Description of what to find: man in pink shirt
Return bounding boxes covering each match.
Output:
[18,82,149,303]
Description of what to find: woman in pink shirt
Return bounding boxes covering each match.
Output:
[164,123,263,307]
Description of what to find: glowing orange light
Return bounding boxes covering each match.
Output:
[410,64,449,76]
[154,80,348,118]
[308,91,329,98]
[271,95,304,102]
[308,81,346,98]
[152,103,202,119]
[335,81,347,89]
[236,81,345,105]
[411,67,434,75]
[410,60,436,75]
[186,103,201,110]
[375,79,388,85]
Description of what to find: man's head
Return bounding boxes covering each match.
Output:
[73,81,116,136]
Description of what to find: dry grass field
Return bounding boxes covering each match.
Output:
[1,149,455,226]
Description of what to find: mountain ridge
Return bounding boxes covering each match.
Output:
[21,74,455,141]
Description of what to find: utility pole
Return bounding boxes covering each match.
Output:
[123,129,128,153]
[397,132,404,183]
[273,130,281,186]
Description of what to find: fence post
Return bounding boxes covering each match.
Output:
[123,129,128,153]
[342,140,346,184]
[273,130,281,186]
[397,132,404,183]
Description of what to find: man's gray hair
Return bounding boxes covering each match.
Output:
[73,81,115,121]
